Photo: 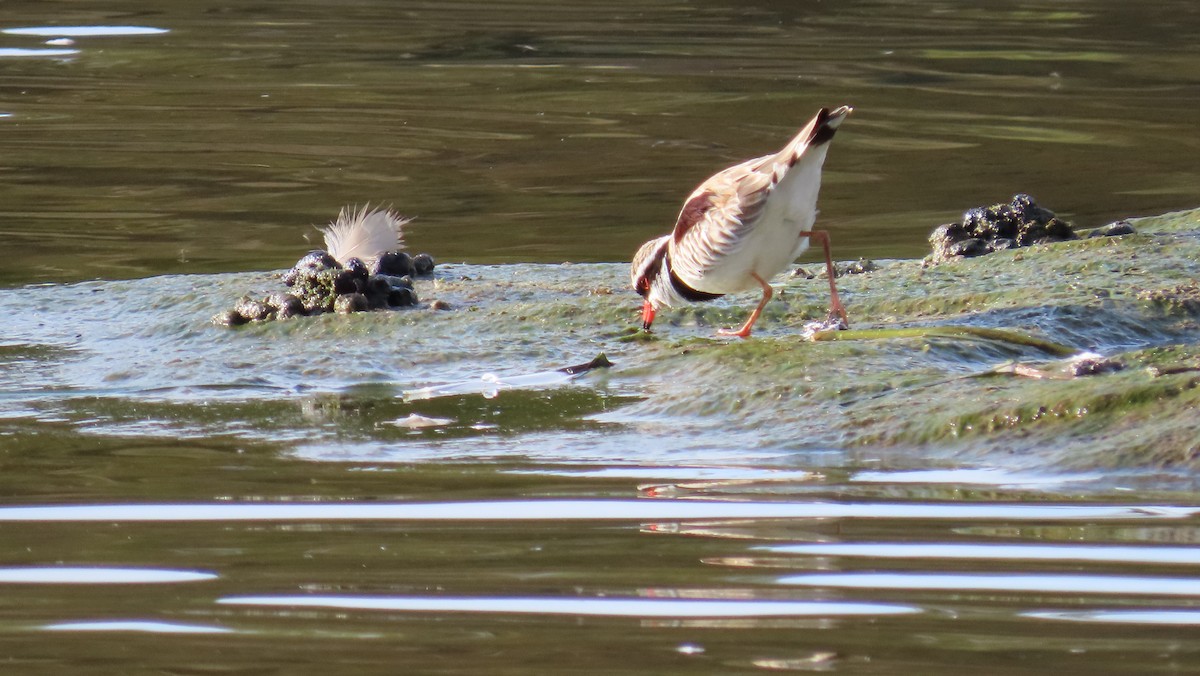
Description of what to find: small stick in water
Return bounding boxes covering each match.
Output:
[559,353,614,375]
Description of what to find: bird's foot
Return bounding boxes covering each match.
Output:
[717,326,753,339]
[801,313,848,340]
[829,304,850,329]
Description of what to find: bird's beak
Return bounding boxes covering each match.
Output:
[641,300,656,332]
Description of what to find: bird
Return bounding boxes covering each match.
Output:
[631,105,852,338]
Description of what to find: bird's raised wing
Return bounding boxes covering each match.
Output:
[666,159,772,284]
[666,107,842,285]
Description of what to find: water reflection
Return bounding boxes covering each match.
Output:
[2,26,169,37]
[219,594,918,618]
[0,500,1196,523]
[509,466,821,482]
[750,653,838,672]
[0,567,216,584]
[43,620,231,634]
[1,0,1198,285]
[852,468,1102,488]
[763,542,1200,565]
[1,1,1199,671]
[0,48,79,58]
[779,572,1200,596]
[1025,610,1200,626]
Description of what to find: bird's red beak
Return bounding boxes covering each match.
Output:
[641,300,656,332]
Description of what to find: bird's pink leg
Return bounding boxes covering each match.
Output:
[805,230,849,325]
[718,272,772,339]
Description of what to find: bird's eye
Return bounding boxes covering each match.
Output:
[635,277,649,296]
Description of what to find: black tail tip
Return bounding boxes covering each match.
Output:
[812,105,853,145]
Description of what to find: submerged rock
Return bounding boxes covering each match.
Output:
[928,194,1077,264]
[294,267,340,314]
[333,268,363,295]
[817,258,880,279]
[264,292,305,319]
[215,247,438,324]
[1089,220,1137,238]
[233,296,274,322]
[1070,354,1125,377]
[212,309,248,327]
[388,287,419,308]
[345,257,370,281]
[282,250,341,287]
[334,292,370,314]
[794,258,879,280]
[215,204,442,326]
[370,250,437,278]
[373,251,414,277]
[363,275,393,308]
[1137,282,1200,316]
[413,253,436,276]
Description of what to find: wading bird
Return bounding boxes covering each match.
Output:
[631,106,851,338]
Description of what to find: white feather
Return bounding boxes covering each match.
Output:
[321,205,410,264]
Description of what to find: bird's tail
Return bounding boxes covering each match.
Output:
[778,105,853,167]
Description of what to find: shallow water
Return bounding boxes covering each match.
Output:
[3,1,1200,674]
[2,262,1200,674]
[3,0,1200,283]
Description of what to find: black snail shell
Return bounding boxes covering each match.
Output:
[412,253,435,276]
[372,251,414,278]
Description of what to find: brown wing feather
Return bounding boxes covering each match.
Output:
[666,163,766,284]
[667,109,830,285]
[672,191,715,244]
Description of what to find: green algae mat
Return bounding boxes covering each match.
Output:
[3,208,1197,474]
[609,207,1200,469]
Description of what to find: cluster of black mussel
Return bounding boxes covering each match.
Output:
[927,193,1136,264]
[214,249,435,326]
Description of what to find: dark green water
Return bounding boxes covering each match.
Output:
[3,1,1200,673]
[3,0,1199,283]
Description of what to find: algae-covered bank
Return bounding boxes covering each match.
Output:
[2,208,1198,474]
[621,206,1200,470]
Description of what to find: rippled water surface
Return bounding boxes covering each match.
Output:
[3,1,1200,673]
[3,0,1200,283]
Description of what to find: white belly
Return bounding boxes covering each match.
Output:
[696,214,814,293]
[673,138,830,297]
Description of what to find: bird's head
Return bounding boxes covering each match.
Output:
[631,235,670,332]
